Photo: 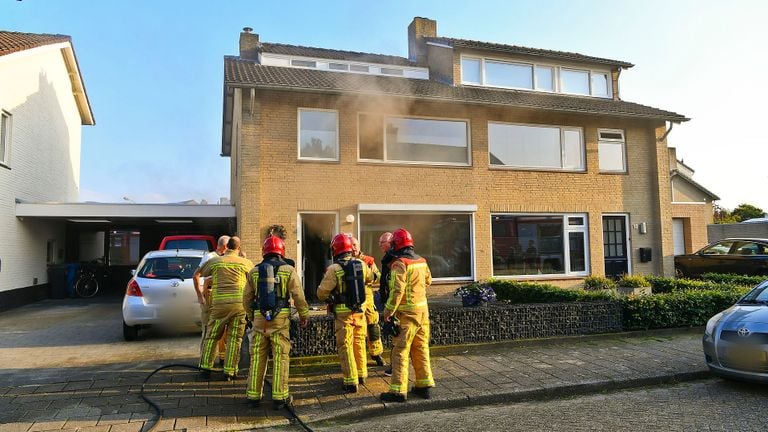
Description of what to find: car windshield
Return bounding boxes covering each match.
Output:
[164,240,211,251]
[738,284,768,304]
[138,256,201,280]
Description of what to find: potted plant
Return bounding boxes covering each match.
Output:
[455,283,497,307]
[617,274,652,296]
[582,275,617,291]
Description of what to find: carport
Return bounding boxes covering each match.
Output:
[15,202,236,294]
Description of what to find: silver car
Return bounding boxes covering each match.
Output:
[121,249,205,341]
[703,280,768,382]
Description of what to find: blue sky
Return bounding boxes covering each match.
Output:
[3,0,767,211]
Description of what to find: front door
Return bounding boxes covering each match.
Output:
[602,215,629,278]
[297,213,336,301]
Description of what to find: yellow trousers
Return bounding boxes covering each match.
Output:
[334,310,368,385]
[363,289,383,357]
[199,303,246,375]
[247,311,292,401]
[388,308,435,395]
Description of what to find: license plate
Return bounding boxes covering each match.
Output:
[726,346,768,364]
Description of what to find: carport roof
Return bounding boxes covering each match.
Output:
[15,202,235,222]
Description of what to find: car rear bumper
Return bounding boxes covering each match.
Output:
[122,296,202,327]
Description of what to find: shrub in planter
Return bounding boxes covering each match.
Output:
[583,275,616,291]
[481,279,617,304]
[617,274,651,296]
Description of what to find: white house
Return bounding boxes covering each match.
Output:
[0,31,94,308]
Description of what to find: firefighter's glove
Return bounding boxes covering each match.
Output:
[382,316,400,337]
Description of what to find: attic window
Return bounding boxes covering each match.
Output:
[291,59,317,68]
[350,65,370,73]
[380,68,404,76]
[329,63,349,71]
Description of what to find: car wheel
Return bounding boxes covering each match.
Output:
[675,267,685,278]
[123,321,139,341]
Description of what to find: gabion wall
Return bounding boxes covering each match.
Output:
[290,302,623,357]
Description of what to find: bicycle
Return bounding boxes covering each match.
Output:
[75,260,103,298]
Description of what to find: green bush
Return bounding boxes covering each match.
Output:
[583,275,616,291]
[617,274,649,288]
[645,276,724,293]
[700,273,767,287]
[480,279,617,304]
[622,288,749,330]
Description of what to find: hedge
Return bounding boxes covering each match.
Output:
[621,288,749,330]
[700,273,767,287]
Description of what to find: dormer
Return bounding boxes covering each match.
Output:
[408,17,633,101]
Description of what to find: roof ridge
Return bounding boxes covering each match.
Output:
[260,41,412,62]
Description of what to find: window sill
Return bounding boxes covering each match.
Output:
[488,165,586,174]
[357,160,473,169]
[297,158,339,164]
[599,170,628,175]
[491,274,588,281]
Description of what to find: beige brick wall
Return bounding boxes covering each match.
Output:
[672,203,714,254]
[233,88,674,287]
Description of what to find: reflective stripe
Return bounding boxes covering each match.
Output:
[247,332,264,399]
[200,319,222,369]
[271,333,289,399]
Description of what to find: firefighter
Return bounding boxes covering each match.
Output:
[243,236,309,409]
[197,236,254,381]
[317,233,373,393]
[349,236,386,367]
[194,235,230,365]
[380,228,435,402]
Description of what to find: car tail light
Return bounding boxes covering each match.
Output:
[126,279,143,297]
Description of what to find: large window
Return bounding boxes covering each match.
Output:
[359,213,473,280]
[358,114,470,165]
[0,110,11,166]
[492,214,588,277]
[598,129,626,173]
[460,56,612,98]
[488,122,584,171]
[298,109,338,160]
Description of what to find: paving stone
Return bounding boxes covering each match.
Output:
[0,423,34,432]
[28,420,66,431]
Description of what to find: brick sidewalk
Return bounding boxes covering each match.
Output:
[0,329,708,432]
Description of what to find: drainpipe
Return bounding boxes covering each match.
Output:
[658,121,674,142]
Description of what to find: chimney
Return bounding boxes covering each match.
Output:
[408,17,437,63]
[239,27,260,60]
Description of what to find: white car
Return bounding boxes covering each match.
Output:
[122,249,205,341]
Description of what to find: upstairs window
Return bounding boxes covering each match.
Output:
[460,55,612,98]
[359,114,470,165]
[598,129,626,173]
[291,59,317,68]
[489,122,584,171]
[0,110,10,166]
[298,109,338,161]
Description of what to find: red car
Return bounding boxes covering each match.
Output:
[159,235,216,252]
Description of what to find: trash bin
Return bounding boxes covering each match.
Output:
[66,263,80,298]
[47,264,68,299]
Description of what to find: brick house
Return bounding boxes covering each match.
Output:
[668,149,718,256]
[0,31,93,308]
[221,17,704,298]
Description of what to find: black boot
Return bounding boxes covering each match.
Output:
[380,392,406,403]
[248,398,261,408]
[411,386,431,399]
[372,355,386,367]
[358,377,366,385]
[199,369,211,380]
[273,395,292,410]
[342,384,358,393]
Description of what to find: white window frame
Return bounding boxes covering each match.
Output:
[597,128,627,173]
[0,110,11,167]
[490,213,590,279]
[459,54,613,98]
[357,204,476,282]
[488,121,585,171]
[357,113,472,167]
[297,108,339,162]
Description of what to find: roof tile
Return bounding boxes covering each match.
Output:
[224,57,686,122]
[260,42,415,67]
[0,30,71,57]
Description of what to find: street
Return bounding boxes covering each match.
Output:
[269,378,768,432]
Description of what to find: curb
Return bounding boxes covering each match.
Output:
[301,369,712,424]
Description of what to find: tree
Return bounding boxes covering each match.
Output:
[731,203,765,222]
[713,204,738,224]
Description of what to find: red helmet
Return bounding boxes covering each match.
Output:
[330,233,353,256]
[392,228,414,251]
[262,235,285,257]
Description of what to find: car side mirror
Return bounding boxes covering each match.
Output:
[130,269,136,276]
